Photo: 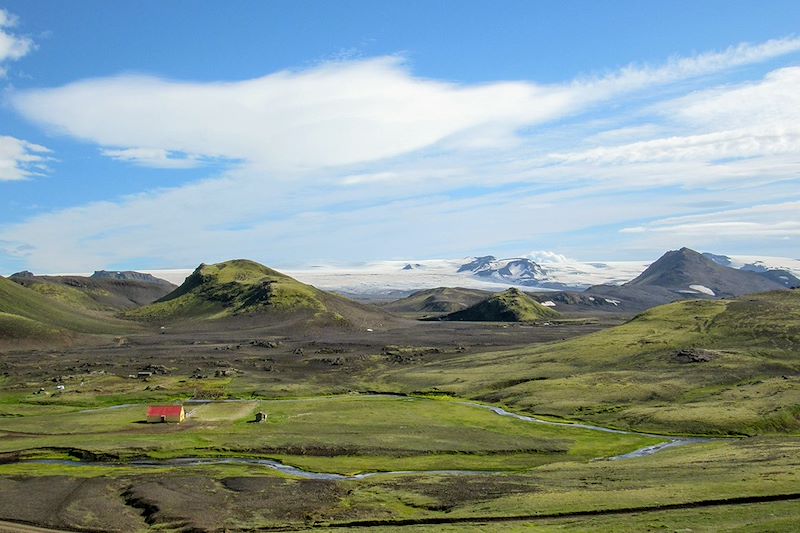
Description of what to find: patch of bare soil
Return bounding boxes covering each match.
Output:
[122,475,346,530]
[372,475,539,511]
[0,477,145,532]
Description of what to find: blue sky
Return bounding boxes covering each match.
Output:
[1,1,799,273]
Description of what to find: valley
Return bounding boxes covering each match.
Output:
[0,252,798,531]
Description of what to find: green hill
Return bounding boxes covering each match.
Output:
[439,288,561,322]
[124,259,393,327]
[388,290,800,435]
[383,287,491,315]
[0,277,135,340]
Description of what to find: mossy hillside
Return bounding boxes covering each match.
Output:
[443,288,561,322]
[0,312,61,340]
[11,273,177,313]
[124,260,330,321]
[23,279,113,312]
[0,277,134,336]
[388,291,800,435]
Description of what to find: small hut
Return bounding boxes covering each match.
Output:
[254,412,268,423]
[146,405,185,423]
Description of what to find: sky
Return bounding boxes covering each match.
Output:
[1,0,799,274]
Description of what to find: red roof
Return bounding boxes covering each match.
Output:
[147,405,183,417]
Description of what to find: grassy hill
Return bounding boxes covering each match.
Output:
[0,277,135,341]
[388,290,800,435]
[383,287,491,315]
[124,259,394,328]
[440,288,561,322]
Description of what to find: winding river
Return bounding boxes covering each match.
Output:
[27,457,500,481]
[463,402,709,460]
[17,397,710,479]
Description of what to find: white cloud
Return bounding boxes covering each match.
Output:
[526,250,572,263]
[538,65,800,188]
[12,38,800,174]
[549,127,800,165]
[13,58,568,173]
[663,67,800,129]
[100,147,203,169]
[0,136,51,181]
[0,9,34,76]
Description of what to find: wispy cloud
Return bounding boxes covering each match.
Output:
[100,147,203,169]
[0,136,51,181]
[622,202,800,238]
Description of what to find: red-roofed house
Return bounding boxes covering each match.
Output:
[146,405,185,423]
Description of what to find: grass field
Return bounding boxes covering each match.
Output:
[0,395,662,475]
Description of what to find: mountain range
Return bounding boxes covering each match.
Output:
[1,248,797,341]
[280,252,800,298]
[382,247,800,315]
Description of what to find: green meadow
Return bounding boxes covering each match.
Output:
[0,395,661,475]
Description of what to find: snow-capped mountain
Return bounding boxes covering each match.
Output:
[281,256,652,297]
[457,256,547,285]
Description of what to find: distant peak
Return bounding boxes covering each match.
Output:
[675,247,699,255]
[502,287,523,295]
[90,270,170,284]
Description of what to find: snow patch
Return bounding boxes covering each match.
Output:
[689,284,715,296]
[604,298,620,306]
[540,300,557,307]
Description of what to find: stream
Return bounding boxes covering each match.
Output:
[17,397,711,479]
[463,403,710,460]
[26,457,500,481]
